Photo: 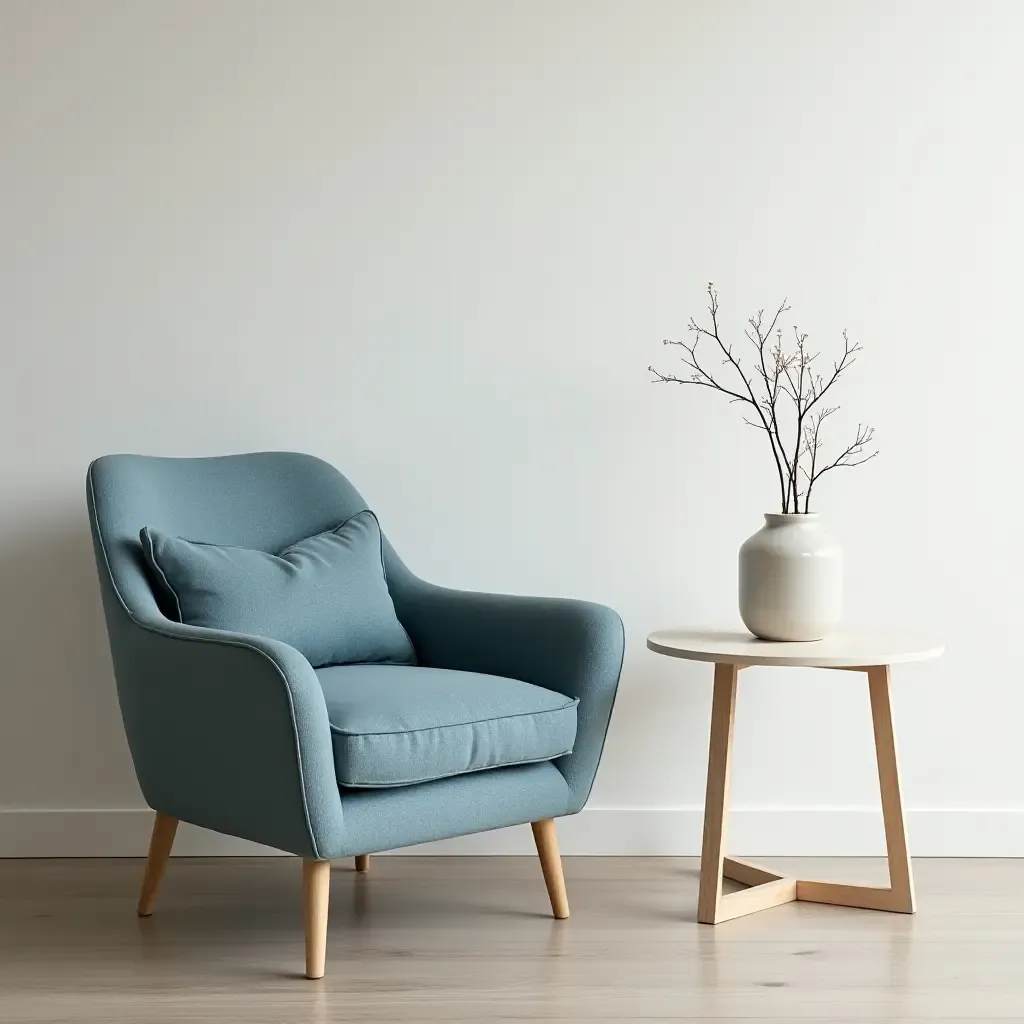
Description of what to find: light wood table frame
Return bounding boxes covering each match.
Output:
[647,629,944,925]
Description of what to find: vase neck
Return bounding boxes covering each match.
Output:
[763,513,820,527]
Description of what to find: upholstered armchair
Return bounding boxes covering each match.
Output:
[86,453,624,978]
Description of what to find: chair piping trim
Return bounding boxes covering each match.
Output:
[326,699,578,737]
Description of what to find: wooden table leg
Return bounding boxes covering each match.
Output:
[796,663,916,914]
[868,663,915,912]
[697,663,738,924]
[697,664,799,923]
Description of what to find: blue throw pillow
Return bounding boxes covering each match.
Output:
[140,510,416,668]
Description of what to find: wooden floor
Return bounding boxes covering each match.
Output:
[1,856,1022,1022]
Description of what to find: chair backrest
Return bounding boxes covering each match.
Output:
[87,452,378,624]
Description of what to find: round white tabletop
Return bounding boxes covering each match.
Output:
[646,628,944,668]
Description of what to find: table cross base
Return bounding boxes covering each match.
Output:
[705,855,914,924]
[697,662,916,925]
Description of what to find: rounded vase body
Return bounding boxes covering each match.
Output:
[738,513,842,641]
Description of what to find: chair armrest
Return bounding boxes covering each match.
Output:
[392,579,625,813]
[109,614,345,859]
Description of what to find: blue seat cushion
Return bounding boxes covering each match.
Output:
[314,664,578,788]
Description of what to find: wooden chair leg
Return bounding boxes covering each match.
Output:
[355,855,370,873]
[137,812,178,917]
[697,662,739,924]
[531,818,569,919]
[302,859,331,979]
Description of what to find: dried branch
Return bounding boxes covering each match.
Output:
[802,423,877,512]
[650,284,791,510]
[650,287,877,513]
[799,405,838,512]
[746,301,793,510]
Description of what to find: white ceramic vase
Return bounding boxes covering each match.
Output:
[738,513,842,642]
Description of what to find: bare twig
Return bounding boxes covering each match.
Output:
[652,283,790,510]
[747,301,793,510]
[802,423,877,511]
[650,287,877,513]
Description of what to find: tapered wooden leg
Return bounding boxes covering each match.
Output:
[868,664,916,913]
[137,812,178,917]
[697,663,738,924]
[531,819,569,919]
[355,855,370,873]
[302,860,331,979]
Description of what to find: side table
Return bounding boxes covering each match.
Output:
[646,629,944,924]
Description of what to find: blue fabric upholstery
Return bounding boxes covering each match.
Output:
[337,761,570,856]
[87,453,624,859]
[140,512,415,668]
[388,582,624,814]
[316,664,577,787]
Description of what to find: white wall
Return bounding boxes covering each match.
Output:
[1,0,1022,856]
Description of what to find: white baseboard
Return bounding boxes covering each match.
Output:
[1,807,1022,857]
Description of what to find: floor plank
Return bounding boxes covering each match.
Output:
[0,857,1022,1021]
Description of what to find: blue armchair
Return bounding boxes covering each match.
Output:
[87,453,624,978]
